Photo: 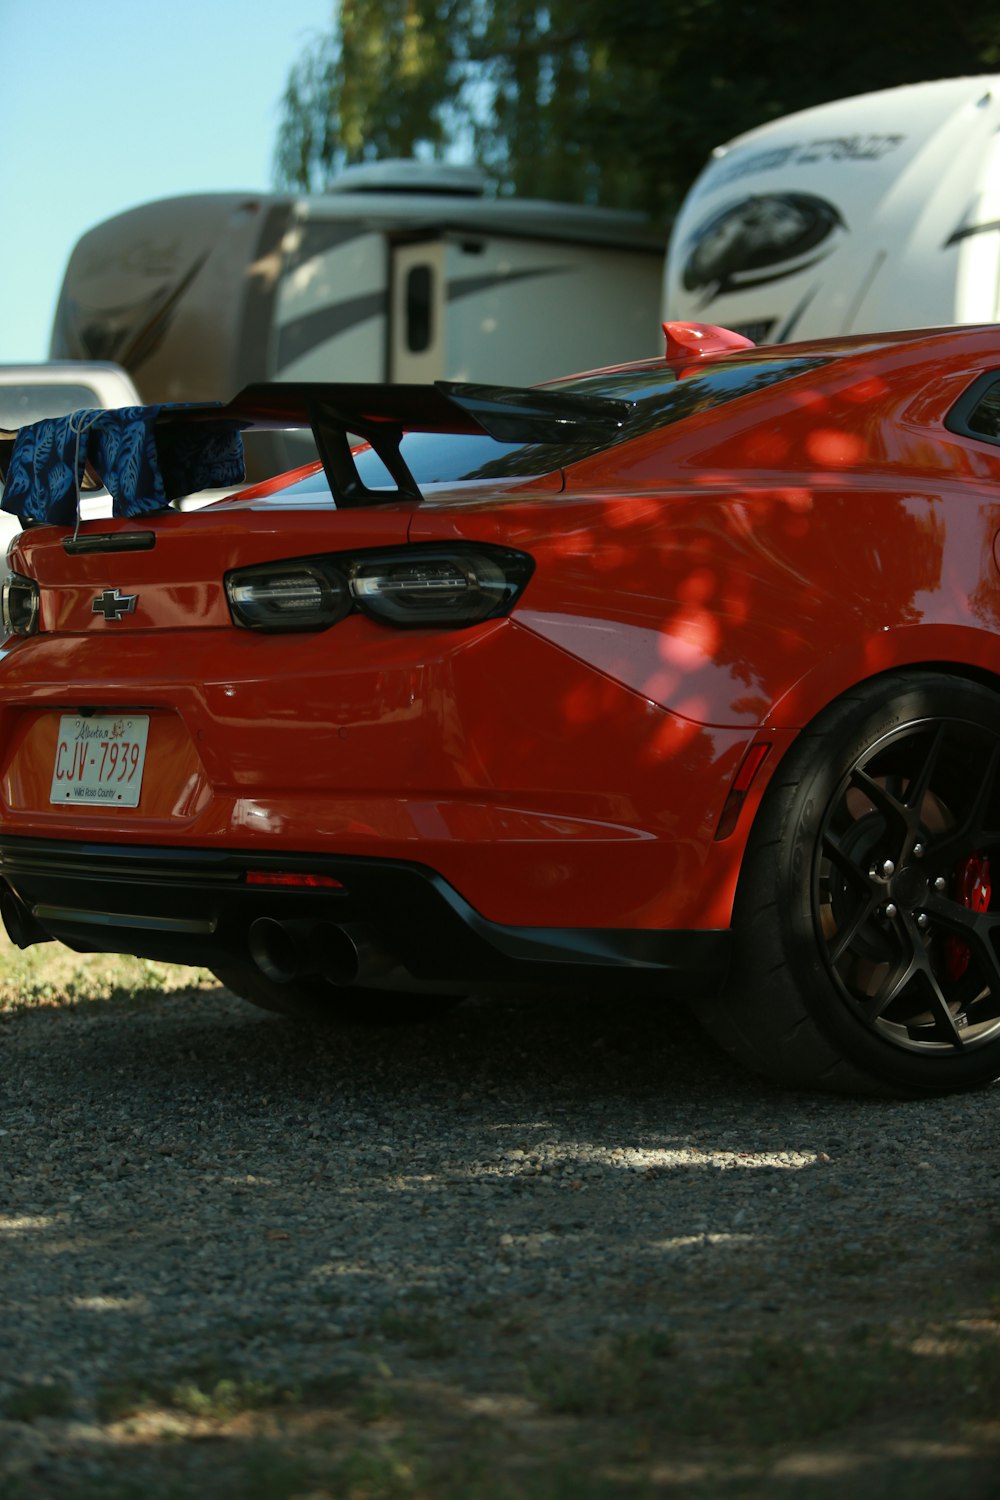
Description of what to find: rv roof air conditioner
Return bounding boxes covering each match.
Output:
[326,161,487,198]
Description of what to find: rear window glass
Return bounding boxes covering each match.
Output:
[280,354,831,498]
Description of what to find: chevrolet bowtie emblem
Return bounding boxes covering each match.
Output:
[92,588,138,622]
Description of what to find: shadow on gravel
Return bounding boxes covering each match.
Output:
[11,979,804,1103]
[2,980,998,1499]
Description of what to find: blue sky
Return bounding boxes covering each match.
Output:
[0,0,334,361]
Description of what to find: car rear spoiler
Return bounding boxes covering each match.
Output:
[0,380,631,510]
[179,379,632,506]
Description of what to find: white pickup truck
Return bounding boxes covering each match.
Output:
[0,361,141,431]
[0,362,144,550]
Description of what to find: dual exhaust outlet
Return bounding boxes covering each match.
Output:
[248,918,399,988]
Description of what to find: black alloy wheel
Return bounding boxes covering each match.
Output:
[816,715,999,1058]
[694,672,1000,1095]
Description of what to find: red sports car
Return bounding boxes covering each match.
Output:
[1,321,998,1098]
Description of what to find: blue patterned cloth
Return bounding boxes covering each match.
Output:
[1,406,245,527]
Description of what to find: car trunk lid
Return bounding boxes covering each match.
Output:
[8,503,418,634]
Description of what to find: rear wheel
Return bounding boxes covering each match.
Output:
[212,964,462,1025]
[698,672,1000,1095]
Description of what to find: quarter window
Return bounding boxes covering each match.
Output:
[945,372,1000,444]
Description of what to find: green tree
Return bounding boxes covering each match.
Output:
[274,0,1000,220]
[274,0,461,187]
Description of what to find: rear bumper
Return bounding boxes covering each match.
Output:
[0,623,754,933]
[0,836,731,998]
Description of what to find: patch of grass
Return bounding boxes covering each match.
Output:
[522,1320,1000,1451]
[375,1306,460,1359]
[97,1358,293,1425]
[691,1334,897,1444]
[13,1325,1000,1500]
[16,1446,318,1500]
[0,933,216,1013]
[353,1372,402,1426]
[98,1357,382,1431]
[456,1467,653,1500]
[3,1481,152,1500]
[688,1323,1000,1447]
[525,1328,677,1416]
[1,1380,73,1421]
[333,1441,424,1497]
[168,1374,282,1422]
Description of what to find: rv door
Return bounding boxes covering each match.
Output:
[389,241,446,382]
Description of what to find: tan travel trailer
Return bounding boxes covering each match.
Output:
[52,163,664,474]
[663,76,1000,343]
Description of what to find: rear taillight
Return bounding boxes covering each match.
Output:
[2,572,40,636]
[226,544,533,632]
[350,548,530,626]
[226,563,351,631]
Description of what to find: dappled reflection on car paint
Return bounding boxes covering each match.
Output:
[1,323,1000,1092]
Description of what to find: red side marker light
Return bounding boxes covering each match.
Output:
[246,871,344,889]
[715,743,771,842]
[662,321,755,366]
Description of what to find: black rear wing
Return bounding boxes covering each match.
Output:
[189,379,631,506]
[1,380,630,509]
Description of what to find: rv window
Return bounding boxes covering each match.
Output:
[945,371,1000,445]
[406,266,434,354]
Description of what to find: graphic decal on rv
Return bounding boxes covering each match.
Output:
[680,193,845,306]
[706,135,904,191]
[945,215,1000,246]
[446,265,567,306]
[277,291,389,371]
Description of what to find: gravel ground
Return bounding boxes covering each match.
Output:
[1,953,998,1497]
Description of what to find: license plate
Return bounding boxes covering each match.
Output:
[50,715,150,807]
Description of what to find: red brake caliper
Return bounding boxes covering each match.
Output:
[943,853,992,981]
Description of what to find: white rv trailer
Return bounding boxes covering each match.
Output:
[51,162,664,474]
[663,76,1000,344]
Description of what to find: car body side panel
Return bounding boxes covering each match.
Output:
[413,343,1000,734]
[489,478,999,729]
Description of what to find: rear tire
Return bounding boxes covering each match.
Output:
[696,672,1000,1096]
[212,965,462,1026]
